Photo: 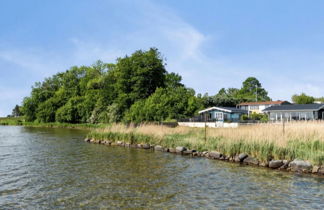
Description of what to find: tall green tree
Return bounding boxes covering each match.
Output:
[12,105,22,117]
[114,48,167,113]
[238,77,271,102]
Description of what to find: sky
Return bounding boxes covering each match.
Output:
[1,0,324,116]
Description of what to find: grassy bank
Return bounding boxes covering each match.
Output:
[0,117,105,129]
[0,117,24,125]
[87,122,324,165]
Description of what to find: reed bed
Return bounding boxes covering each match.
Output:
[88,122,324,165]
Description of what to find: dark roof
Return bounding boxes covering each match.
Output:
[238,100,289,106]
[263,104,324,112]
[199,106,248,114]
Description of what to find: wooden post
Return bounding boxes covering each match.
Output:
[282,116,285,135]
[204,113,207,142]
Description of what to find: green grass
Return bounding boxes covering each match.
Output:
[0,117,24,125]
[0,117,106,130]
[87,129,324,166]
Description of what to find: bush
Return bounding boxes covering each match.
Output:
[56,97,84,123]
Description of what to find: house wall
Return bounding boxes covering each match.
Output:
[178,122,239,128]
[207,110,242,122]
[269,111,317,121]
[239,104,282,114]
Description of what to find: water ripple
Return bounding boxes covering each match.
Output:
[0,126,323,209]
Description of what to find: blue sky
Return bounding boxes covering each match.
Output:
[1,0,324,116]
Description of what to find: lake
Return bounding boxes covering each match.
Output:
[0,126,323,209]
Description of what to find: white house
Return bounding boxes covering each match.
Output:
[237,101,290,114]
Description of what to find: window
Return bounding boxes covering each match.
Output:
[215,112,223,121]
[250,105,259,110]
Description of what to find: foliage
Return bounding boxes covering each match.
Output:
[11,105,22,117]
[18,47,273,124]
[316,97,324,103]
[125,87,202,123]
[0,117,24,125]
[292,93,315,104]
[239,113,268,122]
[240,114,249,121]
[199,77,271,108]
[238,77,271,102]
[19,48,197,123]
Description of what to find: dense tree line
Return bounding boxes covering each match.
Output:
[20,48,202,123]
[199,77,271,108]
[19,48,272,123]
[291,93,324,104]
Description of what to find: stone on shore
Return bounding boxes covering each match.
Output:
[169,148,177,153]
[235,153,248,162]
[278,160,290,170]
[269,160,284,169]
[209,151,222,159]
[243,157,259,166]
[312,166,320,174]
[182,150,192,155]
[318,166,324,175]
[154,145,163,151]
[102,140,111,145]
[175,146,187,153]
[202,151,209,157]
[289,159,312,173]
[163,148,170,152]
[142,144,151,149]
[259,161,269,167]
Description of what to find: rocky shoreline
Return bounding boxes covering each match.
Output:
[84,138,324,176]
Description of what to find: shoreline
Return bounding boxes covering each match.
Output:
[85,133,324,177]
[1,121,323,177]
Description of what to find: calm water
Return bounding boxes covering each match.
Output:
[0,126,323,209]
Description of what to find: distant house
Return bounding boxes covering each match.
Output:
[198,107,248,122]
[263,104,324,121]
[178,107,248,128]
[237,101,290,114]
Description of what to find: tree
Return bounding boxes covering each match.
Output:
[56,96,85,123]
[19,48,203,123]
[238,77,271,102]
[114,48,167,113]
[292,93,315,104]
[199,88,240,108]
[12,105,22,117]
[125,87,202,123]
[165,72,183,88]
[316,97,324,103]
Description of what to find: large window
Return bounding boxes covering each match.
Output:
[269,111,315,121]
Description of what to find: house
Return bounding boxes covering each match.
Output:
[198,107,248,122]
[263,104,324,121]
[237,101,290,114]
[178,107,248,128]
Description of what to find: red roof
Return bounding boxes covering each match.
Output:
[238,101,288,106]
